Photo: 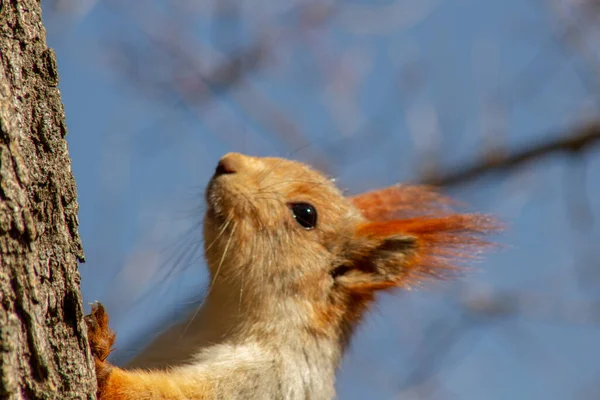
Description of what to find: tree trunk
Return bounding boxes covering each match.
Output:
[0,1,95,399]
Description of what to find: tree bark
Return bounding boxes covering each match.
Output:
[0,1,95,399]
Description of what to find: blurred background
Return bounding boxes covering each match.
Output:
[43,1,600,399]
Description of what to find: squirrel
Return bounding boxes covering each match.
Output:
[85,152,498,400]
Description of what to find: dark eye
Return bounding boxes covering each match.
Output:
[289,203,318,230]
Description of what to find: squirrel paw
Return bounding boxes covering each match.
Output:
[85,302,115,384]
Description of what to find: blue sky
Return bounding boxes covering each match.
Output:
[45,1,600,398]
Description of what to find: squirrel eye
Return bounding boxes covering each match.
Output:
[289,203,318,230]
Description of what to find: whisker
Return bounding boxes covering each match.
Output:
[210,221,237,291]
[282,142,315,160]
[204,214,233,252]
[127,222,205,309]
[238,191,277,257]
[256,157,289,185]
[250,195,287,205]
[181,218,237,337]
[239,272,244,311]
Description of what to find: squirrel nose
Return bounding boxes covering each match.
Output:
[214,153,245,176]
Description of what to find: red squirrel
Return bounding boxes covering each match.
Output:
[85,152,498,400]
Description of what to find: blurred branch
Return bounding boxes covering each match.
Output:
[102,1,342,157]
[460,284,600,325]
[423,121,600,187]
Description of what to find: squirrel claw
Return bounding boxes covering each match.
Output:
[85,302,115,362]
[85,302,116,387]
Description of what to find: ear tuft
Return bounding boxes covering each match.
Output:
[351,185,455,221]
[340,185,500,291]
[354,214,500,288]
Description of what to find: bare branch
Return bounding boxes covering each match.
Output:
[422,122,600,187]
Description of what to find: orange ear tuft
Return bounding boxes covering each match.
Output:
[350,185,454,221]
[349,185,500,288]
[355,213,500,287]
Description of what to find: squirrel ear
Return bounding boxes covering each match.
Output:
[333,215,498,293]
[332,232,418,293]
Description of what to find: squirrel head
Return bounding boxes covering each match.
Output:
[204,152,498,344]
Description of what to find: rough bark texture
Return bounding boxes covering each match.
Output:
[0,1,95,399]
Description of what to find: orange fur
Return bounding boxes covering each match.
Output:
[350,184,454,221]
[351,184,499,285]
[329,187,500,342]
[356,214,499,286]
[87,304,215,400]
[98,367,215,400]
[85,303,116,398]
